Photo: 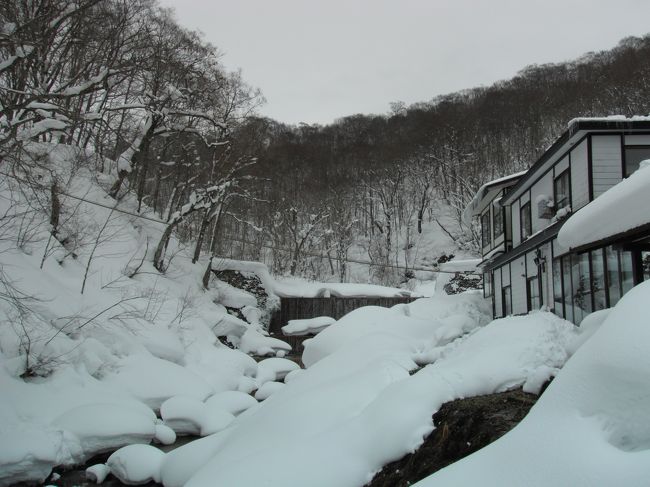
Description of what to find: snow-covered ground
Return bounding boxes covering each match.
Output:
[416,280,650,487]
[4,141,648,487]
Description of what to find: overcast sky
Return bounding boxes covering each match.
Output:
[161,0,650,125]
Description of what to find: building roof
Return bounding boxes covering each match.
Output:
[463,171,526,222]
[501,117,650,206]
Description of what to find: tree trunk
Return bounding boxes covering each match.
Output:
[154,223,176,272]
[192,212,210,263]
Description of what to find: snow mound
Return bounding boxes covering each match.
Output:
[302,292,490,367]
[254,381,285,401]
[255,357,301,386]
[204,391,258,416]
[282,316,336,336]
[86,463,111,483]
[107,444,165,485]
[103,355,213,410]
[51,403,157,458]
[237,328,291,356]
[163,295,577,487]
[417,280,650,486]
[160,396,234,437]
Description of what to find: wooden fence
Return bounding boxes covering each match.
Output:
[269,296,417,354]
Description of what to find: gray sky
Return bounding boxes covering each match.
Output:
[161,0,650,125]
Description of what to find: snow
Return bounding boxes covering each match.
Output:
[282,316,336,336]
[159,294,579,487]
[86,464,111,483]
[52,403,157,457]
[106,444,165,485]
[160,396,234,437]
[416,280,650,487]
[204,391,258,416]
[255,357,301,385]
[103,355,213,411]
[236,328,292,356]
[558,162,650,249]
[463,170,526,221]
[211,258,416,298]
[254,381,286,400]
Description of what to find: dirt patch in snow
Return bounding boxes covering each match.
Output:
[366,389,537,487]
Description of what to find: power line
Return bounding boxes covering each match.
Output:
[0,170,479,275]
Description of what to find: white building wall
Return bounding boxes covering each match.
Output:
[511,256,527,314]
[591,135,622,198]
[530,171,553,233]
[570,139,589,211]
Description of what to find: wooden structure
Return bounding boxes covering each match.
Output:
[270,296,416,354]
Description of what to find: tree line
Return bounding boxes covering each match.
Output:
[2,1,650,285]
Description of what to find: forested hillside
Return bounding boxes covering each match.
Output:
[3,0,650,286]
[220,35,650,284]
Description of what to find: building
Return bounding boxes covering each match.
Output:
[468,117,650,324]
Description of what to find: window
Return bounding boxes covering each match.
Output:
[562,256,574,323]
[527,276,540,311]
[484,272,493,298]
[481,212,491,248]
[502,286,512,316]
[493,206,504,239]
[572,253,592,324]
[605,246,621,307]
[554,170,570,211]
[642,251,650,282]
[552,258,564,318]
[624,146,650,177]
[520,202,532,241]
[621,250,635,295]
[590,250,606,311]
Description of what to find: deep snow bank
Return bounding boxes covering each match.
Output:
[159,296,579,487]
[416,280,650,487]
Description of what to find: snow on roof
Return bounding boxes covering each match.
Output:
[463,171,526,222]
[211,258,416,298]
[567,114,650,126]
[557,161,650,250]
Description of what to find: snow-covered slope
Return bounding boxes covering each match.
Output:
[416,280,650,487]
[0,143,282,484]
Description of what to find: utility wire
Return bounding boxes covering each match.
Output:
[0,170,479,275]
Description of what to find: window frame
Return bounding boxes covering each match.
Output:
[481,211,491,248]
[502,285,512,316]
[553,169,571,212]
[520,201,532,241]
[623,145,650,178]
[493,205,504,239]
[526,275,541,312]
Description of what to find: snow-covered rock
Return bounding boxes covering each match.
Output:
[255,357,301,386]
[282,316,336,336]
[107,444,165,485]
[254,381,286,401]
[204,391,258,416]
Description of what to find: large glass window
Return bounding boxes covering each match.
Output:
[502,286,512,316]
[590,249,606,311]
[642,250,650,282]
[553,258,564,318]
[520,202,532,241]
[493,206,504,238]
[624,146,650,177]
[554,170,570,211]
[527,276,540,311]
[572,253,592,324]
[562,256,574,323]
[621,250,635,295]
[481,212,491,248]
[606,246,621,307]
